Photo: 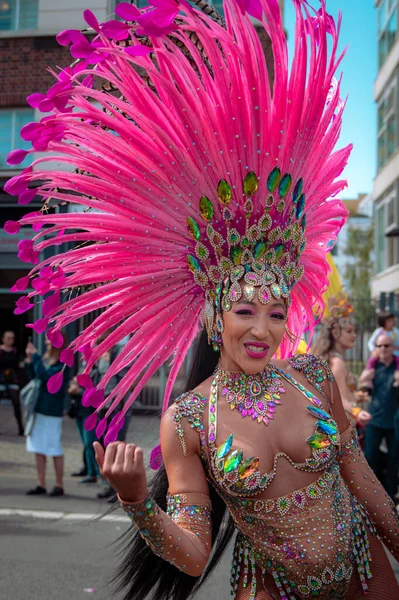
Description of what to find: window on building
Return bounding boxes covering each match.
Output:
[378,0,398,67]
[0,0,38,31]
[377,77,398,170]
[375,185,399,273]
[0,109,34,170]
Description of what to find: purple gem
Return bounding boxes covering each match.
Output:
[314,398,322,406]
[268,407,276,413]
[257,402,265,411]
[210,405,215,413]
[251,413,257,420]
[268,401,276,408]
[242,409,248,417]
[222,387,228,395]
[209,434,215,442]
[278,387,285,393]
[295,493,303,505]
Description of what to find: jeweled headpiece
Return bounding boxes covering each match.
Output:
[325,292,354,329]
[4,0,350,442]
[186,170,306,342]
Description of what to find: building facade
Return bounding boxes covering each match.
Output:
[372,0,399,312]
[332,193,373,287]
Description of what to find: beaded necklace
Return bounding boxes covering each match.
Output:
[217,365,286,426]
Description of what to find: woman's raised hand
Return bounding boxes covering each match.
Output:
[93,441,148,503]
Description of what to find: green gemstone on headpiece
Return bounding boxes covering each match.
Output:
[228,230,240,245]
[187,254,201,273]
[187,216,200,241]
[243,171,259,197]
[271,283,281,299]
[241,237,249,248]
[277,200,284,212]
[275,244,284,259]
[254,241,267,260]
[292,178,303,204]
[265,250,274,262]
[223,449,243,473]
[267,167,281,193]
[278,173,292,198]
[199,195,214,221]
[231,247,243,266]
[217,179,232,205]
[296,193,306,218]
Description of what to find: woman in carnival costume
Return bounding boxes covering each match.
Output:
[311,293,372,429]
[4,0,399,597]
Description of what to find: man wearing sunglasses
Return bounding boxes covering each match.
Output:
[361,334,399,503]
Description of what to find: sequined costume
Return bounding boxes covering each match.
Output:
[6,0,398,596]
[121,355,399,599]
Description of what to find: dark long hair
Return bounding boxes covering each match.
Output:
[113,328,235,600]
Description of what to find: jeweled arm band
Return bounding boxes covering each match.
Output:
[337,425,399,560]
[119,492,212,576]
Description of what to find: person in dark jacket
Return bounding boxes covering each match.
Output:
[68,372,99,483]
[360,333,399,502]
[25,335,68,497]
[0,330,24,435]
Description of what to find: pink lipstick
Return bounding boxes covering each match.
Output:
[243,341,269,359]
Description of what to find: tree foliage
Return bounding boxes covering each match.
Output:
[343,224,375,328]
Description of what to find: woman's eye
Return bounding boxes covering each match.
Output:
[270,313,285,320]
[234,310,253,316]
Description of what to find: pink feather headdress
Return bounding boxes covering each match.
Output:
[5,0,351,446]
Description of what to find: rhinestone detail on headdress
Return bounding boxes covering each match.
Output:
[186,170,307,339]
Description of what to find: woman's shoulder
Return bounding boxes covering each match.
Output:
[273,354,335,396]
[167,376,212,418]
[273,353,332,373]
[162,378,213,458]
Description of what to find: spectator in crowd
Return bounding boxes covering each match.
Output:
[0,330,24,435]
[311,294,371,428]
[366,313,399,388]
[368,312,399,356]
[67,351,113,484]
[25,334,68,497]
[360,334,399,502]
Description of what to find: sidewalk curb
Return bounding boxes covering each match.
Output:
[0,508,130,523]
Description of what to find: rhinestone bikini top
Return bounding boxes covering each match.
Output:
[173,355,339,498]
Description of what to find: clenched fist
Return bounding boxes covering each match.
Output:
[94,441,148,503]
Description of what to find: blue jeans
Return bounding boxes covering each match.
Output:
[76,416,99,477]
[364,423,399,501]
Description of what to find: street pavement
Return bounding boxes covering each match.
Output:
[1,403,398,600]
[0,404,231,600]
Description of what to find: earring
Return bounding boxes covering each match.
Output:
[210,328,223,352]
